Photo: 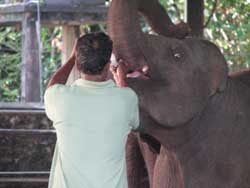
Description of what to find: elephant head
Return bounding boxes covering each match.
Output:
[107,0,228,129]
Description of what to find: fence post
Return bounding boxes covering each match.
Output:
[21,13,41,102]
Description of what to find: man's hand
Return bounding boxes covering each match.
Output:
[110,59,128,87]
[47,39,77,88]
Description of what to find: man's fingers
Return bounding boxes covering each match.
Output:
[109,64,119,78]
[118,59,130,74]
[109,66,116,74]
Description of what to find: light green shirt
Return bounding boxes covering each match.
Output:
[44,79,139,188]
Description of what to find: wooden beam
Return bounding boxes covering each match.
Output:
[0,3,107,14]
[0,102,44,109]
[41,12,106,26]
[43,0,105,6]
[0,12,106,27]
[0,3,107,26]
[0,12,23,26]
[185,0,204,37]
[0,102,44,113]
[21,13,41,102]
[62,25,81,85]
[0,177,49,183]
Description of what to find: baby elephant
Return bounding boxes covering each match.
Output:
[108,0,250,188]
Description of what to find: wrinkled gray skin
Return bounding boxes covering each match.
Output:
[108,0,250,188]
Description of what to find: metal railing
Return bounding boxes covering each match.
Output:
[0,128,55,135]
[0,171,49,183]
[0,106,54,184]
[0,102,45,114]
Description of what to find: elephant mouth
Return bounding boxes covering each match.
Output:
[127,70,150,80]
[127,63,151,80]
[110,54,150,80]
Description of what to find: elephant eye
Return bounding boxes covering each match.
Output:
[174,52,182,59]
[171,45,184,62]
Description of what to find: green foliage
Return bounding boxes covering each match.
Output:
[0,26,61,102]
[0,27,21,102]
[159,0,185,22]
[204,0,250,71]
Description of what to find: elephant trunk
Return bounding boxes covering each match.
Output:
[140,1,190,39]
[107,0,149,71]
[138,0,179,37]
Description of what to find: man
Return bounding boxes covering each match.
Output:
[44,32,139,188]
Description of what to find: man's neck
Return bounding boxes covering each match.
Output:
[81,73,107,82]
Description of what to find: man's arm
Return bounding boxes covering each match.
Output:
[47,39,77,88]
[44,54,76,120]
[44,55,75,120]
[47,55,75,88]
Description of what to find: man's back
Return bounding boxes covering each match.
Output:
[44,79,139,188]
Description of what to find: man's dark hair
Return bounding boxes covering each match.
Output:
[75,32,113,75]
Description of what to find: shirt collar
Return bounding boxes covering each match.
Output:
[72,79,116,89]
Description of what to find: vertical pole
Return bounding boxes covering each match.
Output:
[62,25,80,85]
[21,13,41,102]
[185,0,204,37]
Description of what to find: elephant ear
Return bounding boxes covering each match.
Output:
[186,38,228,96]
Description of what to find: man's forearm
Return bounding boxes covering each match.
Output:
[116,78,127,87]
[47,56,75,88]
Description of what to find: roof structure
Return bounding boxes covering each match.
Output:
[0,1,107,26]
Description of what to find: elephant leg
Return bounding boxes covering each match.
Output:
[152,147,184,188]
[126,132,149,188]
[138,133,160,188]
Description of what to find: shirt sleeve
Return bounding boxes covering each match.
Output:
[44,84,66,121]
[129,93,140,130]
